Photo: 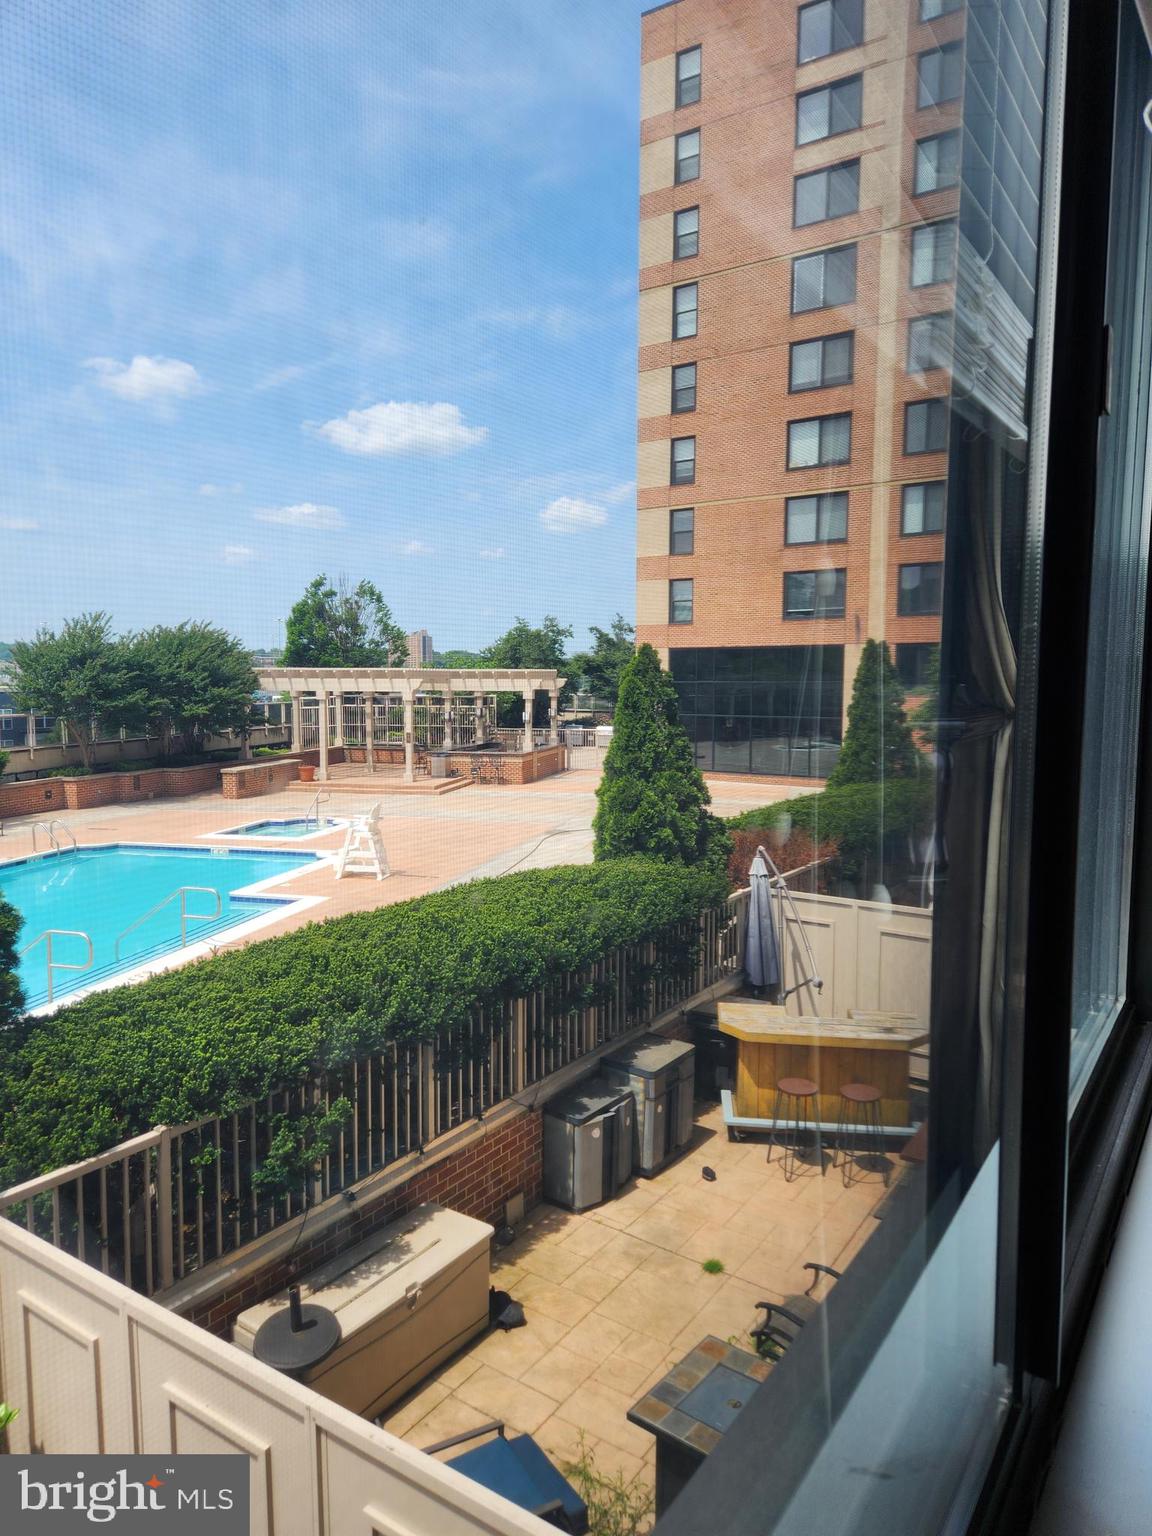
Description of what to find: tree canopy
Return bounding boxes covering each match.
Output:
[126,623,258,757]
[282,575,408,667]
[10,613,145,769]
[0,896,25,1031]
[594,644,729,871]
[568,614,635,705]
[482,615,574,725]
[826,638,921,788]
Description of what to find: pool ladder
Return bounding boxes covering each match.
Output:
[18,928,94,1005]
[305,788,331,828]
[114,885,223,961]
[31,819,77,854]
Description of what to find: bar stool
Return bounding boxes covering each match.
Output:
[834,1083,889,1188]
[768,1076,823,1182]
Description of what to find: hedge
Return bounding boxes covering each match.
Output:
[0,858,727,1185]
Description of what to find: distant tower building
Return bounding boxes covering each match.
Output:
[406,629,434,666]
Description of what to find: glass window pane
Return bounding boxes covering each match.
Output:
[790,338,823,390]
[792,253,824,312]
[826,244,857,304]
[824,332,853,383]
[821,412,851,462]
[797,86,831,145]
[786,497,819,544]
[797,1,833,64]
[788,419,820,467]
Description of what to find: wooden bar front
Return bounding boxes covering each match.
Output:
[717,1002,927,1128]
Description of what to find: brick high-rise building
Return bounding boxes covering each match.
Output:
[637,0,961,778]
[405,628,435,666]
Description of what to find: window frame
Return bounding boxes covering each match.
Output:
[782,567,847,619]
[672,281,698,339]
[675,128,700,184]
[669,507,695,556]
[791,242,858,313]
[673,205,700,261]
[914,129,961,194]
[671,362,697,414]
[668,577,694,624]
[917,41,964,109]
[910,218,957,288]
[795,72,864,147]
[670,435,697,485]
[906,311,953,373]
[675,45,702,109]
[784,491,849,545]
[789,330,855,392]
[904,397,950,454]
[919,0,963,19]
[793,157,862,228]
[787,411,853,469]
[797,0,865,67]
[900,479,946,535]
[896,559,944,615]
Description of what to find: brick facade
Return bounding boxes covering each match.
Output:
[221,759,303,800]
[0,763,223,818]
[186,1108,543,1337]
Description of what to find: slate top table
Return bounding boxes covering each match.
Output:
[716,1001,927,1128]
[628,1336,771,1515]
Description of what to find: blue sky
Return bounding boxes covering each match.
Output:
[0,0,642,652]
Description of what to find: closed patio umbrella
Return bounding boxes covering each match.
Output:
[746,849,781,991]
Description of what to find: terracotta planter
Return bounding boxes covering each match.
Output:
[298,763,317,783]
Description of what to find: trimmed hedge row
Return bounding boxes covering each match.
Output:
[0,858,727,1185]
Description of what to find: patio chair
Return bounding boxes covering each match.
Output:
[750,1262,841,1360]
[421,1421,587,1533]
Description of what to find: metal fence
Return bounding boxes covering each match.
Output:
[0,894,747,1297]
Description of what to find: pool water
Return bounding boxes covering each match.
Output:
[224,817,343,838]
[0,844,320,1008]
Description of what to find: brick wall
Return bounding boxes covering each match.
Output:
[186,1107,543,1337]
[0,778,67,818]
[0,764,223,818]
[221,759,303,800]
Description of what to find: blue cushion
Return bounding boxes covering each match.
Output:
[448,1433,588,1532]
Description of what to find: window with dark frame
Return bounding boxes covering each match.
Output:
[796,73,863,145]
[669,577,694,623]
[669,507,694,555]
[787,411,852,468]
[917,41,964,108]
[919,0,963,18]
[675,128,700,183]
[785,491,848,544]
[670,435,696,484]
[897,560,943,615]
[910,218,957,287]
[673,282,698,338]
[671,362,697,413]
[907,312,952,372]
[792,243,858,312]
[674,206,699,260]
[914,129,961,193]
[676,45,701,108]
[783,567,847,618]
[901,480,946,534]
[797,0,864,65]
[904,397,949,454]
[895,641,938,689]
[789,331,854,391]
[793,158,861,227]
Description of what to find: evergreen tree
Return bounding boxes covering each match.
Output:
[568,614,636,705]
[826,638,920,788]
[0,895,25,1029]
[594,644,729,869]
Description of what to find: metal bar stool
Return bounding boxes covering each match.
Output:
[767,1076,823,1182]
[834,1082,889,1188]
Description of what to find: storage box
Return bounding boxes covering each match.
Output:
[233,1203,492,1420]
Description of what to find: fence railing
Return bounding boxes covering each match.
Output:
[0,893,748,1298]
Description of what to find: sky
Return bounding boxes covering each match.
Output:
[0,0,642,652]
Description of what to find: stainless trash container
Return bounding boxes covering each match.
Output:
[601,1035,696,1176]
[543,1075,635,1211]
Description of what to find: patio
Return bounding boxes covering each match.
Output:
[383,1100,898,1499]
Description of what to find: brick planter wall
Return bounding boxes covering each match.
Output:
[221,759,303,800]
[0,778,67,818]
[187,1107,543,1337]
[0,763,224,818]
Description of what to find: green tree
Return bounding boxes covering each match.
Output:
[826,638,920,788]
[0,895,26,1029]
[10,613,144,770]
[127,623,258,757]
[594,644,729,870]
[483,615,574,725]
[433,649,485,669]
[282,575,408,667]
[909,644,941,746]
[568,614,636,705]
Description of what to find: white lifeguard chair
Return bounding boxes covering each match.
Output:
[334,802,390,881]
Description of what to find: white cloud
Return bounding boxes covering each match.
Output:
[253,502,345,530]
[0,514,39,531]
[253,363,310,392]
[540,496,608,535]
[222,544,255,565]
[311,401,488,457]
[198,481,243,496]
[399,539,433,556]
[479,547,506,559]
[480,304,583,340]
[603,479,636,505]
[83,354,205,404]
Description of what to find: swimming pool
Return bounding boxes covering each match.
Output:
[0,843,323,1009]
[217,817,345,839]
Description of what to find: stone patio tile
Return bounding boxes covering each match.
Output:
[636,1246,723,1302]
[510,1279,597,1328]
[489,1259,528,1287]
[455,1365,557,1435]
[519,1243,587,1284]
[612,1330,672,1373]
[521,1343,600,1401]
[379,1379,450,1438]
[666,1274,769,1357]
[560,1311,634,1362]
[470,1312,568,1377]
[584,1437,651,1490]
[733,1236,814,1290]
[408,1395,495,1451]
[625,1206,708,1254]
[565,1261,622,1304]
[596,1230,654,1279]
[554,1379,655,1458]
[429,1351,484,1391]
[676,1220,762,1271]
[590,1184,663,1230]
[558,1220,620,1258]
[594,1270,713,1344]
[534,1413,587,1467]
[658,1182,745,1226]
[591,1351,653,1397]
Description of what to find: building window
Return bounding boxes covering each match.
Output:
[895,641,938,689]
[669,577,694,624]
[784,568,847,619]
[794,158,861,227]
[674,206,699,260]
[676,45,702,107]
[785,491,849,544]
[792,243,857,312]
[914,129,961,193]
[787,412,852,468]
[675,128,700,183]
[673,282,698,338]
[919,0,963,18]
[789,330,854,391]
[918,42,964,108]
[797,0,864,64]
[901,480,947,534]
[907,311,952,372]
[671,435,696,484]
[898,561,944,615]
[905,397,950,454]
[911,218,957,286]
[671,362,697,413]
[796,73,863,145]
[670,507,695,555]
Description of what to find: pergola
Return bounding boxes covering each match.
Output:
[257,667,566,783]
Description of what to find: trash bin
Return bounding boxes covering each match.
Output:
[543,1075,635,1211]
[601,1035,696,1176]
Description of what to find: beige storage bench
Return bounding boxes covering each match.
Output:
[233,1203,493,1420]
